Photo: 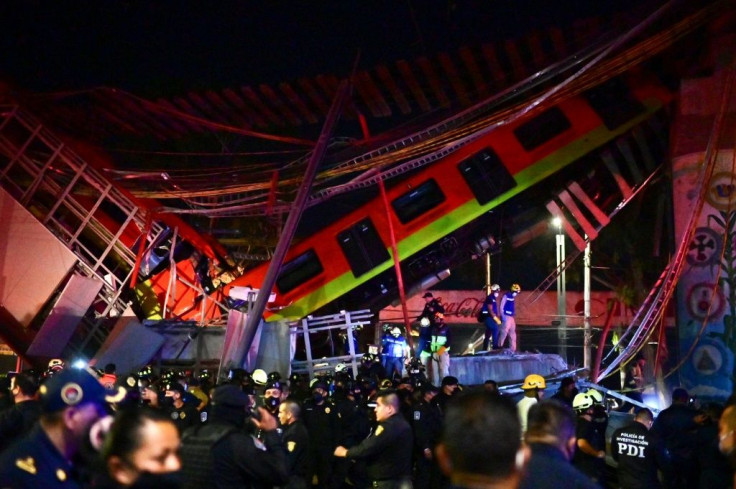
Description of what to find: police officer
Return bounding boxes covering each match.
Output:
[278,400,312,489]
[334,391,413,489]
[412,384,442,489]
[0,367,117,489]
[519,401,599,489]
[303,380,340,488]
[499,284,520,351]
[179,383,288,489]
[0,372,41,453]
[611,408,669,489]
[482,284,502,351]
[164,382,200,434]
[650,387,706,489]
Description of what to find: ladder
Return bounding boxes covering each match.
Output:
[0,104,170,356]
[291,309,373,379]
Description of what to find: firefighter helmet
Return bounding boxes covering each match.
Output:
[521,374,546,390]
[586,388,604,404]
[511,284,521,293]
[573,392,594,412]
[490,284,501,292]
[251,369,268,386]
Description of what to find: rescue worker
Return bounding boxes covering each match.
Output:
[611,408,669,489]
[482,284,502,351]
[99,363,117,389]
[415,292,444,359]
[0,367,117,489]
[179,383,288,489]
[571,392,606,484]
[278,400,311,489]
[334,391,413,488]
[381,326,408,380]
[519,401,599,489]
[427,312,451,387]
[517,374,545,434]
[499,284,520,351]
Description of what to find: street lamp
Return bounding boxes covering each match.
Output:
[553,217,567,360]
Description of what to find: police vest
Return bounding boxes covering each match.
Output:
[180,424,237,489]
[383,336,406,358]
[502,293,516,316]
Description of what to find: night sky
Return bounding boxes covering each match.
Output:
[0,0,650,97]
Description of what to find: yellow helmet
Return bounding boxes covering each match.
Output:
[511,284,521,293]
[521,374,546,390]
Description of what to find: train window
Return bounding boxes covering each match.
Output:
[337,218,390,277]
[513,107,572,151]
[391,179,446,224]
[584,77,645,131]
[457,148,517,205]
[276,249,323,294]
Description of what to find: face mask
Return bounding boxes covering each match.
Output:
[313,392,324,403]
[133,470,183,489]
[265,396,280,412]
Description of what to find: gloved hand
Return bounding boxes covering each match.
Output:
[438,346,447,356]
[494,316,501,325]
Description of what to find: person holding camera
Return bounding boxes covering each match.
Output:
[179,384,288,489]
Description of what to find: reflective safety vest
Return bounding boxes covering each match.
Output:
[502,292,516,316]
[382,335,406,358]
[430,325,450,353]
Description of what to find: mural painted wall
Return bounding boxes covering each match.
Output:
[673,149,736,401]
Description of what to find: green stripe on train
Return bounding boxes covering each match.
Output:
[269,99,665,321]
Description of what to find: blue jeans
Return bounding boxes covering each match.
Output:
[483,316,498,350]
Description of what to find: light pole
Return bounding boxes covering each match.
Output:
[553,217,567,360]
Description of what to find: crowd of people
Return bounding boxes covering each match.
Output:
[0,356,735,489]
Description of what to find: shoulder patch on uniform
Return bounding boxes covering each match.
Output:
[15,457,36,475]
[287,441,296,452]
[413,411,421,420]
[375,425,384,436]
[56,469,67,481]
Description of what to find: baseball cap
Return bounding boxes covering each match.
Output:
[265,380,283,392]
[165,382,186,396]
[39,368,124,413]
